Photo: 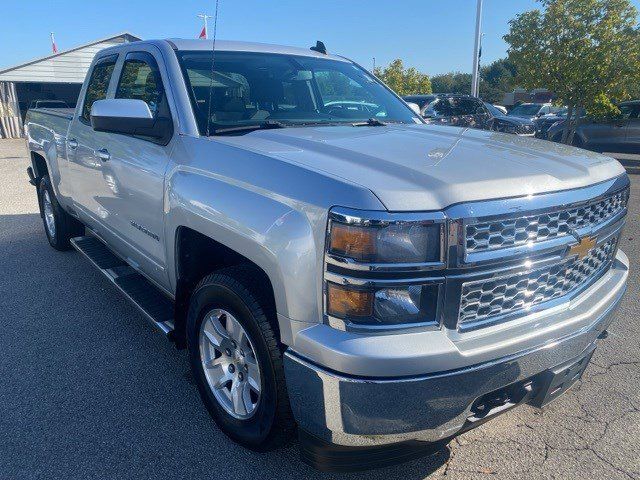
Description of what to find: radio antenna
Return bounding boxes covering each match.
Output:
[205,0,221,136]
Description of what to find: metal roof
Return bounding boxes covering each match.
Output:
[0,32,141,83]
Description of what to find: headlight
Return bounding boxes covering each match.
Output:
[326,282,439,326]
[324,207,444,328]
[327,210,442,264]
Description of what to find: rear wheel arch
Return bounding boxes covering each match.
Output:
[31,151,49,180]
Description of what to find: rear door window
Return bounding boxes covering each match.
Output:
[81,55,117,123]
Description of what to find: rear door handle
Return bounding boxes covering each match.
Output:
[94,148,110,162]
[67,138,78,149]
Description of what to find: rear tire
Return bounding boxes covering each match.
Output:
[186,265,295,451]
[38,175,84,251]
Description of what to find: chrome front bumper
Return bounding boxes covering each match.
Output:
[284,251,628,451]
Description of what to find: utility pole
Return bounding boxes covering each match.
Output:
[477,33,485,95]
[471,0,483,97]
[198,13,212,39]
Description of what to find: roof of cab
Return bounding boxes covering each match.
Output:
[165,39,350,62]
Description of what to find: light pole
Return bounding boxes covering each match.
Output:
[471,0,483,97]
[198,13,212,39]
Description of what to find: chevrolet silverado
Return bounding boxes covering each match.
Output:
[24,39,630,471]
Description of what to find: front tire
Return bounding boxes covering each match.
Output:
[186,266,295,451]
[38,175,84,250]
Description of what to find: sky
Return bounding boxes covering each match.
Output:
[1,0,639,76]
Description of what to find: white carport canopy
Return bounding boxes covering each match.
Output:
[0,32,141,138]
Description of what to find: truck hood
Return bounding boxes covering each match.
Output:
[215,123,625,211]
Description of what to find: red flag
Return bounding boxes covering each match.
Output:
[199,26,206,39]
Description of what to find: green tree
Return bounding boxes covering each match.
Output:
[431,72,471,94]
[373,59,432,96]
[504,0,640,143]
[430,60,516,103]
[479,58,517,104]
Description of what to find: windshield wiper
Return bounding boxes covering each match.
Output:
[212,120,287,135]
[352,118,387,127]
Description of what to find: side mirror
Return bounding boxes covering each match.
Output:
[406,102,421,116]
[90,99,168,138]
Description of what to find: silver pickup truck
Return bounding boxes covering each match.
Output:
[25,39,630,471]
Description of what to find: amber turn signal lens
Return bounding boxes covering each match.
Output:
[329,223,376,260]
[327,283,373,318]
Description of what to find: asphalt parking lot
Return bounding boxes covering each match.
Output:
[1,138,638,480]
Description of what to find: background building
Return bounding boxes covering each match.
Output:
[0,32,140,139]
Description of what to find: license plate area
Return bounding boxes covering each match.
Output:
[529,346,596,408]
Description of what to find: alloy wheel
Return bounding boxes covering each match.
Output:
[199,308,262,419]
[42,190,56,239]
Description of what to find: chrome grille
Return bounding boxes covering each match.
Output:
[516,124,535,135]
[458,237,617,325]
[465,189,628,253]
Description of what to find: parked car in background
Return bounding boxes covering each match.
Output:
[422,95,492,129]
[402,94,437,114]
[416,94,535,135]
[547,101,640,154]
[534,107,585,139]
[508,102,561,121]
[484,102,536,135]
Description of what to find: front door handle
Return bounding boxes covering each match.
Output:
[67,138,78,149]
[94,148,111,162]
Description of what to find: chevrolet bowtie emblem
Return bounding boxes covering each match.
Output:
[568,235,597,260]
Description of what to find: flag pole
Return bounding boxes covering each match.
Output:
[50,32,58,53]
[197,13,212,39]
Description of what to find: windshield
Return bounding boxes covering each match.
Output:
[483,102,503,117]
[509,104,542,116]
[177,51,419,135]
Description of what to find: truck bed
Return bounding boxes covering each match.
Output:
[29,107,75,120]
[25,107,73,153]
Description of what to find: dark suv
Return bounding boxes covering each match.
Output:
[408,94,536,135]
[547,101,640,154]
[402,94,437,112]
